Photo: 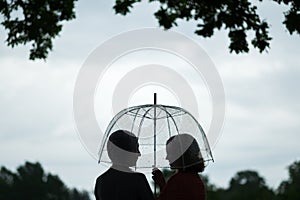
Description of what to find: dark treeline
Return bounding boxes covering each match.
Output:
[0,161,90,200]
[155,160,300,200]
[1,160,299,199]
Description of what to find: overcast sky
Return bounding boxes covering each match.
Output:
[1,0,300,197]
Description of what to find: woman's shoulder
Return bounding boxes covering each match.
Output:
[101,168,146,178]
[95,169,148,186]
[131,171,148,180]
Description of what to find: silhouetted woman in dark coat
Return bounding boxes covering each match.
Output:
[152,134,206,200]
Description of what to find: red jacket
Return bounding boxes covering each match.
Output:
[158,172,206,200]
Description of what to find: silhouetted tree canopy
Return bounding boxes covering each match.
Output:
[0,0,76,60]
[223,170,275,200]
[0,161,90,200]
[0,0,299,60]
[69,188,90,200]
[1,160,300,200]
[114,0,299,54]
[277,161,300,200]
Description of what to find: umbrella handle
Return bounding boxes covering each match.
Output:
[152,165,157,196]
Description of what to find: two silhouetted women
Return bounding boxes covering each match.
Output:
[94,130,206,200]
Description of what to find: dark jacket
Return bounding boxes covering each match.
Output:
[95,168,155,200]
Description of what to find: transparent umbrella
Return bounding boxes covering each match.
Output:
[98,94,214,171]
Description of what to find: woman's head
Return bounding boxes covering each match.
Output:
[107,130,140,167]
[166,134,205,172]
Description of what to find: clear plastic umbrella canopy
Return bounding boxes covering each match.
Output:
[98,97,213,171]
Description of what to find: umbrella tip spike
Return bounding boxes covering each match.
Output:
[154,93,157,105]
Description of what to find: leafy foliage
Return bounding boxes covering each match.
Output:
[274,0,300,35]
[113,0,300,54]
[0,0,299,60]
[0,0,76,60]
[0,161,90,200]
[224,170,275,200]
[277,161,300,200]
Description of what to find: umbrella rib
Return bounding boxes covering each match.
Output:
[168,109,186,117]
[185,111,214,162]
[142,107,153,118]
[137,107,153,138]
[130,108,141,133]
[158,105,180,134]
[98,108,131,162]
[166,115,172,138]
[126,111,152,119]
[156,108,163,118]
[155,112,184,120]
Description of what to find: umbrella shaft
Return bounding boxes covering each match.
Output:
[153,93,157,167]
